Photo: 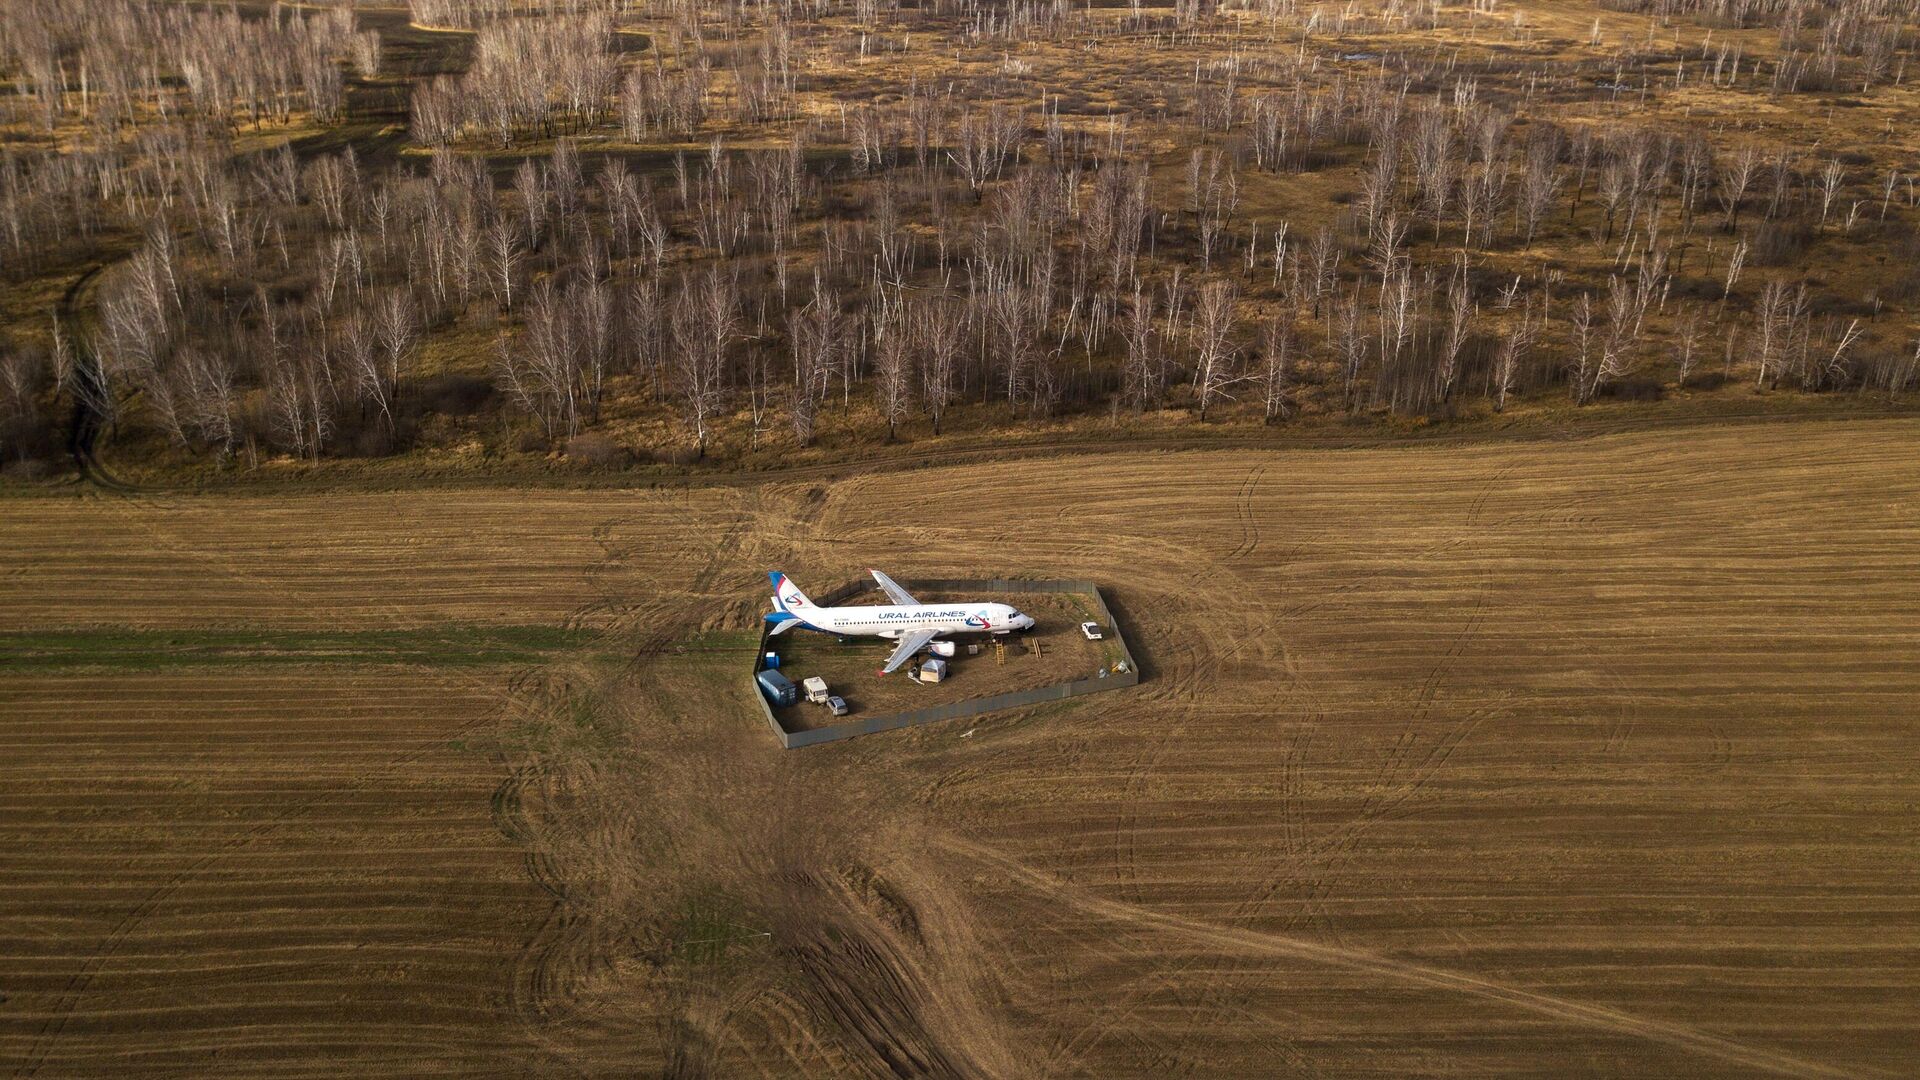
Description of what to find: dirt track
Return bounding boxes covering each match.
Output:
[938,836,1863,1080]
[3,418,1918,1077]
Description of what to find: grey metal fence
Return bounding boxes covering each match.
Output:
[749,578,1138,749]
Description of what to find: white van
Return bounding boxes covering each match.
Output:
[802,676,830,704]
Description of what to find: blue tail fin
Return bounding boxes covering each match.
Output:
[768,572,815,612]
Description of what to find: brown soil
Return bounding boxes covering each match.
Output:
[4,418,1918,1078]
[0,671,548,1077]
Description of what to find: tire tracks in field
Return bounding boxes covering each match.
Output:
[1276,461,1515,622]
[1130,473,1507,1072]
[495,499,748,1060]
[1238,472,1496,928]
[1014,442,1728,1074]
[563,511,654,631]
[1598,671,1644,759]
[1241,570,1505,964]
[782,906,988,1079]
[1101,529,1284,918]
[495,481,859,1070]
[491,485,777,1066]
[1063,489,1326,1073]
[1041,951,1321,1080]
[492,755,594,1080]
[940,836,1874,1080]
[1260,468,1509,885]
[1226,463,1266,561]
[1110,734,1166,909]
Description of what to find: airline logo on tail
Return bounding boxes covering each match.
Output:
[769,572,814,612]
[765,572,818,636]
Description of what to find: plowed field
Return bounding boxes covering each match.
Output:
[4,418,1917,1078]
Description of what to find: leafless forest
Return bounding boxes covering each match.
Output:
[1,0,1917,476]
[6,6,1920,1076]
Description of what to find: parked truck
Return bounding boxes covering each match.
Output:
[756,668,799,707]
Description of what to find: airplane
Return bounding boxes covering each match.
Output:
[764,569,1036,675]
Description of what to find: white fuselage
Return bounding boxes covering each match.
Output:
[798,602,1030,638]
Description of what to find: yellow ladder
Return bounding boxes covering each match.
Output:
[994,639,1007,666]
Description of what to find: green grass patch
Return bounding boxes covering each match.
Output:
[674,629,764,652]
[0,624,602,672]
[672,890,765,968]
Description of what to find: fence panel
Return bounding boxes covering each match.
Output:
[749,579,1138,748]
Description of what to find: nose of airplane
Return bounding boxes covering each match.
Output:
[1019,614,1036,630]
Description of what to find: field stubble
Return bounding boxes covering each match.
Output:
[2,418,1917,1077]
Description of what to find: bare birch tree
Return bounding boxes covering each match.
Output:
[1190,279,1241,421]
[1258,315,1295,425]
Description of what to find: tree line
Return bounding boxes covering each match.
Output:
[3,0,1918,471]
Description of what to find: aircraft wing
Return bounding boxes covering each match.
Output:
[869,568,919,606]
[880,630,938,674]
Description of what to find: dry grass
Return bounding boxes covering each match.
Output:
[0,487,746,630]
[3,417,1918,1076]
[827,417,1920,1077]
[0,670,546,1077]
[8,0,1917,487]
